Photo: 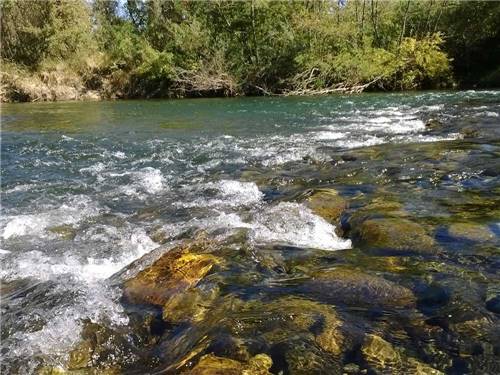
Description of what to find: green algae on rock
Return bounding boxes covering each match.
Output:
[184,353,273,375]
[304,189,347,225]
[66,321,133,374]
[352,218,437,254]
[362,334,444,375]
[223,296,347,356]
[447,222,495,242]
[162,285,220,324]
[47,225,77,240]
[302,267,416,308]
[123,240,222,307]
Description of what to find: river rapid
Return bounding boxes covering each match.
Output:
[1,91,499,374]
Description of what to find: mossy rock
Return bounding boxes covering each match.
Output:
[162,285,220,324]
[447,222,495,242]
[460,127,480,138]
[184,353,272,375]
[304,189,347,225]
[48,224,77,240]
[352,218,437,254]
[275,339,343,374]
[425,119,444,131]
[224,296,347,356]
[66,321,131,373]
[346,197,409,231]
[362,334,443,374]
[123,240,222,306]
[362,334,401,369]
[37,367,68,375]
[302,267,416,308]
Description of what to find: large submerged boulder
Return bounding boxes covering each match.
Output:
[223,296,348,357]
[302,267,416,308]
[352,218,437,255]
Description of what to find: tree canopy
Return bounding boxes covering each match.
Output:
[1,0,498,100]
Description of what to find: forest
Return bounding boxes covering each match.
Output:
[1,0,499,101]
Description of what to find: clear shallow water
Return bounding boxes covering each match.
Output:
[1,91,500,373]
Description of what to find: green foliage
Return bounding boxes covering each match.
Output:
[440,1,500,86]
[1,0,53,67]
[1,0,94,68]
[1,0,497,101]
[396,34,451,89]
[99,23,149,71]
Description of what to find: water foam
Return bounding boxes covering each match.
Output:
[177,180,263,208]
[1,196,102,239]
[251,202,351,250]
[118,167,166,197]
[0,226,157,371]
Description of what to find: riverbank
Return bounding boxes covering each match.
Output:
[2,1,499,104]
[2,63,498,104]
[0,62,409,103]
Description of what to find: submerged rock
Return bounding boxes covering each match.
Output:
[162,285,220,324]
[274,339,343,374]
[149,226,170,244]
[185,353,272,375]
[425,119,444,131]
[341,154,358,162]
[346,197,408,230]
[48,224,77,240]
[406,357,444,375]
[362,334,401,369]
[66,321,132,373]
[304,189,347,226]
[352,218,437,254]
[460,127,480,138]
[447,222,495,242]
[486,296,500,314]
[361,334,443,374]
[417,284,450,308]
[303,267,416,308]
[123,240,221,306]
[486,281,500,314]
[226,296,347,356]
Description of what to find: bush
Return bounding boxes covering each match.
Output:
[396,34,452,89]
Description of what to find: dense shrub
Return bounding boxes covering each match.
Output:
[1,0,497,101]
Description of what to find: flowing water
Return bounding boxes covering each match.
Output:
[1,91,499,374]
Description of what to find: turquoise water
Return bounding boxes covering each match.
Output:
[1,91,499,373]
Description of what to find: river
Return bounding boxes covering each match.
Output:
[1,91,499,374]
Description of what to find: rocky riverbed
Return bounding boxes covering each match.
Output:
[1,91,499,374]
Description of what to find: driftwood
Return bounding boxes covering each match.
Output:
[251,68,383,97]
[283,67,383,96]
[172,68,238,96]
